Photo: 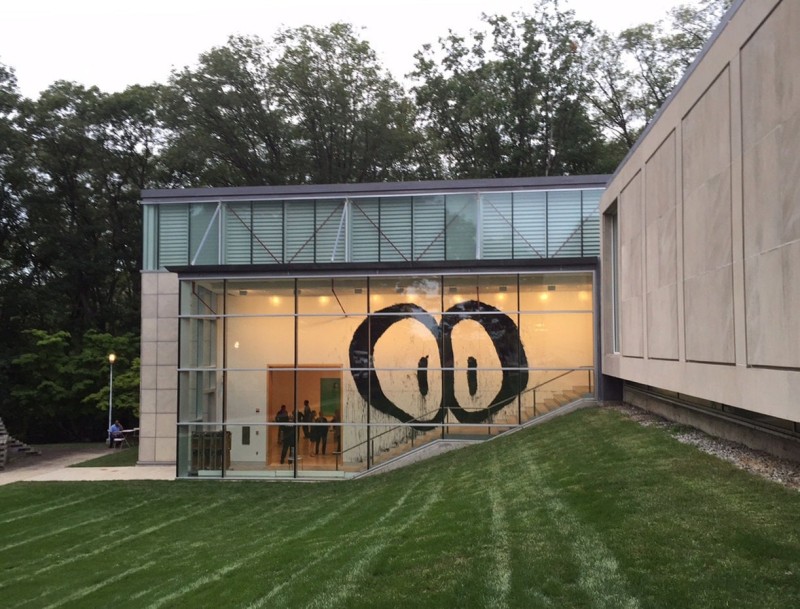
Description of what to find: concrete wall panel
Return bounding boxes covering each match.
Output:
[646,285,678,359]
[645,132,679,359]
[619,173,644,357]
[745,242,800,367]
[684,268,735,363]
[741,0,800,369]
[681,69,734,364]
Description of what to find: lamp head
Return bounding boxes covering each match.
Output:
[108,353,117,364]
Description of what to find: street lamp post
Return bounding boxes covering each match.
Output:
[107,353,116,443]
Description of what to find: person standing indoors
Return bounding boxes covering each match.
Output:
[302,400,312,438]
[279,411,296,465]
[313,412,329,455]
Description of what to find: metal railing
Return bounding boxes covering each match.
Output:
[178,367,596,478]
[334,407,442,471]
[525,367,594,422]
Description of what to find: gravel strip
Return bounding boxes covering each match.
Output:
[604,402,800,492]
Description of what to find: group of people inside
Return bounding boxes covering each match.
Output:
[275,400,340,464]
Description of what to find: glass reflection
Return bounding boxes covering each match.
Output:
[369,276,442,313]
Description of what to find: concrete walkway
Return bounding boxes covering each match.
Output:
[0,445,174,485]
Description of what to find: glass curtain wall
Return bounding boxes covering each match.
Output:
[177,272,594,479]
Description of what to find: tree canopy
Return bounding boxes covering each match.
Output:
[0,0,731,442]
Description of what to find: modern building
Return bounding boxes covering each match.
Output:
[139,177,608,478]
[138,0,800,478]
[600,0,800,457]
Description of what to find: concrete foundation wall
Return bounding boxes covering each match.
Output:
[624,386,800,463]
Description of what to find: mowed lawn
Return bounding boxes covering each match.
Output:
[1,408,798,609]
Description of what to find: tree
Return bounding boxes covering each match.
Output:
[271,23,424,183]
[164,27,426,186]
[411,0,609,178]
[664,0,733,69]
[584,32,643,149]
[163,35,294,187]
[8,330,139,442]
[587,0,733,137]
[17,82,163,339]
[0,63,35,433]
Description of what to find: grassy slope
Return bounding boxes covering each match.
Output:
[1,408,798,609]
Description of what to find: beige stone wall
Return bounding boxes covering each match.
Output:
[138,271,179,464]
[601,0,800,423]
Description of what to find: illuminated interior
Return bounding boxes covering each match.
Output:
[177,271,595,478]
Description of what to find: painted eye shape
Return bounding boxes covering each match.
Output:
[349,301,529,428]
[372,315,442,422]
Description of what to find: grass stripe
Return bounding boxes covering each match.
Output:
[303,478,442,609]
[2,497,230,606]
[40,560,158,609]
[0,488,116,527]
[2,409,799,609]
[143,488,377,609]
[0,497,158,588]
[0,491,96,524]
[510,430,641,609]
[247,477,430,609]
[486,456,512,609]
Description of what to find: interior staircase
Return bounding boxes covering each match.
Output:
[0,417,41,470]
[539,384,592,416]
[490,383,592,427]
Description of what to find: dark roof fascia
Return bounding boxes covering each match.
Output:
[166,257,599,279]
[606,0,745,185]
[142,175,610,204]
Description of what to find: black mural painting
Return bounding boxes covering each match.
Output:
[417,355,429,396]
[467,356,478,397]
[348,300,529,429]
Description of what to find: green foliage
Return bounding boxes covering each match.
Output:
[163,35,292,186]
[411,0,609,178]
[6,330,139,442]
[18,81,162,337]
[1,409,799,607]
[272,23,426,182]
[164,25,427,186]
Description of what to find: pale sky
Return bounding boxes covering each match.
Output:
[1,0,685,98]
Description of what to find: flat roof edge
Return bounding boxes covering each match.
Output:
[141,175,610,202]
